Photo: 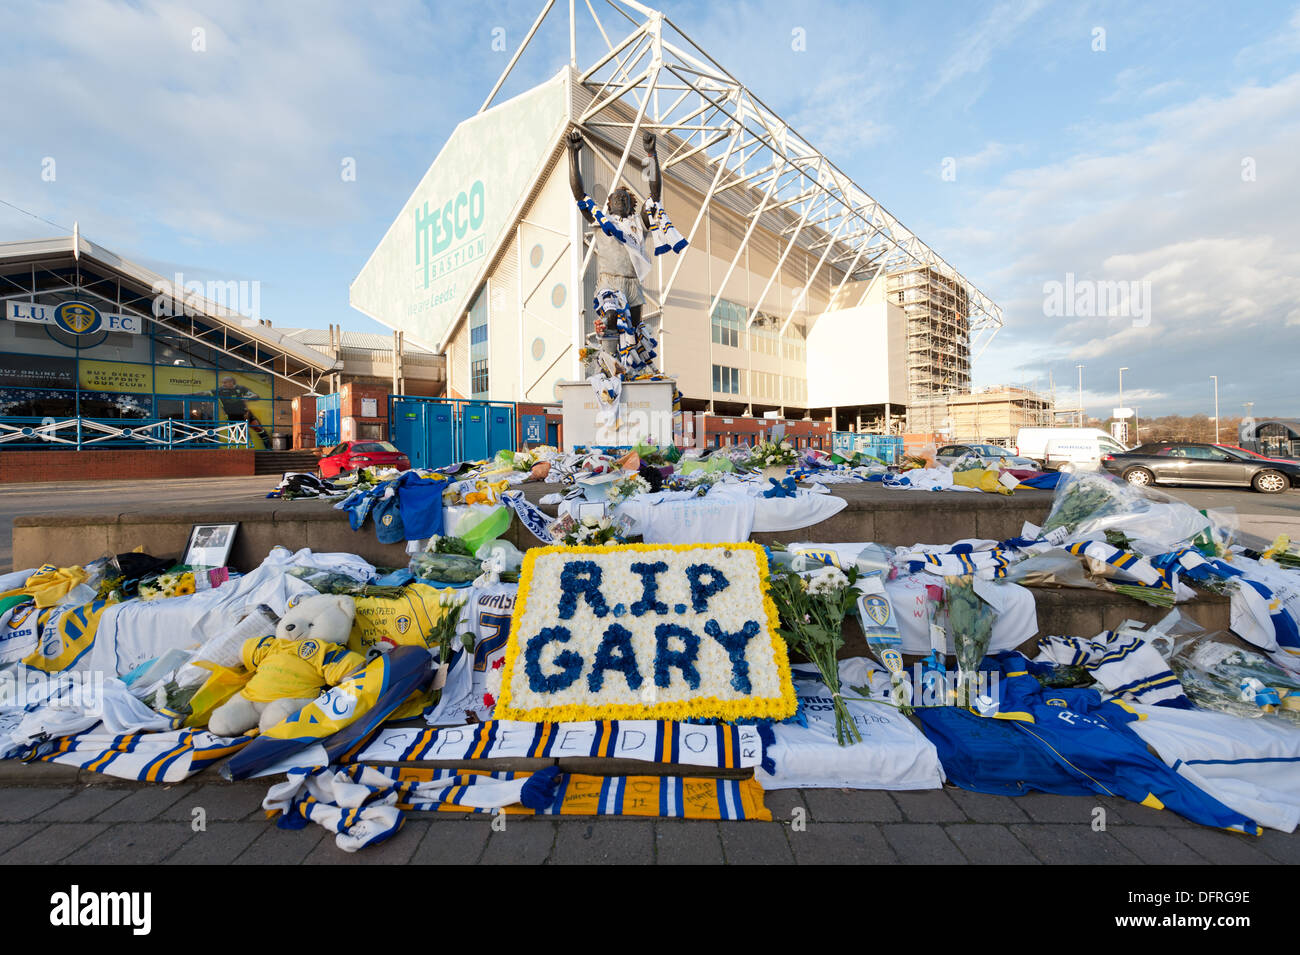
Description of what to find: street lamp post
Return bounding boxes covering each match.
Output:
[1119,366,1128,443]
[1076,364,1084,427]
[1210,375,1219,443]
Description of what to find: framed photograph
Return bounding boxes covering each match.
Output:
[184,522,239,569]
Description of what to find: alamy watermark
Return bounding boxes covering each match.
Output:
[152,272,261,323]
[1043,272,1151,328]
[0,670,105,717]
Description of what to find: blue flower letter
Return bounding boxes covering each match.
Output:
[685,563,730,613]
[703,619,760,693]
[587,622,644,692]
[629,560,669,617]
[558,560,610,620]
[654,623,701,690]
[524,626,584,694]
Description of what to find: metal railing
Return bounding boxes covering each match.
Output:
[0,417,250,450]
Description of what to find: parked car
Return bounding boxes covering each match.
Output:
[1015,427,1129,470]
[1100,442,1300,493]
[1216,444,1299,464]
[935,443,1039,469]
[317,441,411,479]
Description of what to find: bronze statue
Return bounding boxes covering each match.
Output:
[568,129,662,328]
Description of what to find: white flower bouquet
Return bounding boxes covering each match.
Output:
[767,565,862,745]
[743,439,797,472]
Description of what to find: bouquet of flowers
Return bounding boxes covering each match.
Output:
[430,590,469,666]
[423,534,474,556]
[1167,635,1300,723]
[743,439,797,473]
[767,565,862,745]
[605,473,652,505]
[139,570,196,601]
[549,512,632,547]
[664,469,727,496]
[944,576,996,707]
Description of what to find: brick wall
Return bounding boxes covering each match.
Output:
[0,449,256,484]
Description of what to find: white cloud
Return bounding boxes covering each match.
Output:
[924,0,1046,100]
[957,72,1300,413]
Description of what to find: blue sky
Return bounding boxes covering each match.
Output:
[3,0,1298,419]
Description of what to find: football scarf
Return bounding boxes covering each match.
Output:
[502,491,556,544]
[578,195,652,282]
[1064,540,1168,589]
[351,719,764,768]
[263,763,561,852]
[264,763,766,850]
[645,199,688,254]
[615,309,658,372]
[27,727,253,783]
[1039,629,1191,708]
[903,549,1018,580]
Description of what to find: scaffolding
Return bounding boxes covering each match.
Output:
[888,266,971,432]
[947,384,1054,443]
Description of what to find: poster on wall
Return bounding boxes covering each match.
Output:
[78,359,154,394]
[0,352,76,389]
[155,365,217,395]
[210,370,273,449]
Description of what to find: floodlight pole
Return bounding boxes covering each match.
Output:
[1211,375,1219,443]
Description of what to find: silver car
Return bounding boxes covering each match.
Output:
[936,443,1040,470]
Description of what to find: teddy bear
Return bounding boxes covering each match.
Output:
[208,593,365,737]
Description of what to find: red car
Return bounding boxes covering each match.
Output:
[317,441,410,479]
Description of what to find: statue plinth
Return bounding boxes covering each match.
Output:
[557,378,676,449]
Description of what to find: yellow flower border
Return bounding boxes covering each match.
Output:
[495,541,797,723]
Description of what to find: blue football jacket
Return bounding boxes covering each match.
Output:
[920,653,1259,835]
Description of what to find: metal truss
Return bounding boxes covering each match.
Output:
[0,257,337,395]
[483,0,1003,355]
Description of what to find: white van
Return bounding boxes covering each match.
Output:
[1015,427,1129,471]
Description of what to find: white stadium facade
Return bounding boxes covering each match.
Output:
[351,0,1002,435]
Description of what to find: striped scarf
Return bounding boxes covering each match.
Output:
[351,719,764,768]
[502,491,556,544]
[1065,540,1168,589]
[902,548,1018,579]
[265,763,768,850]
[27,727,253,783]
[577,195,652,282]
[645,199,689,254]
[1039,631,1190,708]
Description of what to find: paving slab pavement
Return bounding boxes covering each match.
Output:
[0,777,1290,864]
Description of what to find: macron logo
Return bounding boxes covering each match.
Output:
[49,885,151,936]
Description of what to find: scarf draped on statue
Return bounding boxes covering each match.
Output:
[577,194,688,284]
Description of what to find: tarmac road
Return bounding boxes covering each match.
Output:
[4,475,1299,570]
[0,473,1298,865]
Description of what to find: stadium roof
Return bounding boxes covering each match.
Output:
[485,0,1003,354]
[0,233,341,392]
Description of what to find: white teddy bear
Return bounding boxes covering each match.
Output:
[208,594,364,737]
